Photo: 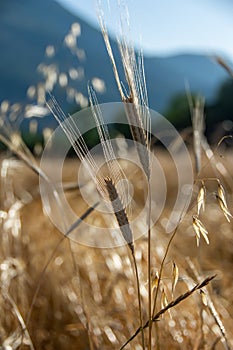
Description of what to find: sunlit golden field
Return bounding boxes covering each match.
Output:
[1,4,233,348]
[0,146,233,350]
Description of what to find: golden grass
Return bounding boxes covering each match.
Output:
[0,150,232,349]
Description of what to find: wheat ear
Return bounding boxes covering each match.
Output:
[104,177,134,253]
[104,176,145,348]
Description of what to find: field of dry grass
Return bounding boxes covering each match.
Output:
[0,4,233,348]
[0,147,232,350]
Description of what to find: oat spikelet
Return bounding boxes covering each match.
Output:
[197,182,206,215]
[217,182,233,222]
[161,288,168,310]
[161,288,172,318]
[151,269,159,291]
[192,215,209,246]
[200,290,208,307]
[104,177,134,253]
[172,261,179,295]
[217,182,227,207]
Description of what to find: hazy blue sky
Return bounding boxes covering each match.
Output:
[55,0,233,60]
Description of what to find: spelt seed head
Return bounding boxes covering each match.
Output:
[104,177,134,253]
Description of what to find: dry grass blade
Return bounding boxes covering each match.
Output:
[120,275,216,349]
[0,134,49,182]
[25,204,97,329]
[4,293,35,350]
[187,258,231,350]
[207,295,231,350]
[65,202,99,236]
[0,132,66,229]
[210,337,221,350]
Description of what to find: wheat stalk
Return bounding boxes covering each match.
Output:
[48,92,146,347]
[104,177,134,253]
[99,19,153,347]
[104,176,145,348]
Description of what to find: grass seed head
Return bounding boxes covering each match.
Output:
[217,182,233,222]
[104,177,134,254]
[192,215,209,246]
[172,261,179,295]
[197,182,206,215]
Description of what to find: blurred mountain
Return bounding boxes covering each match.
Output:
[0,0,230,127]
